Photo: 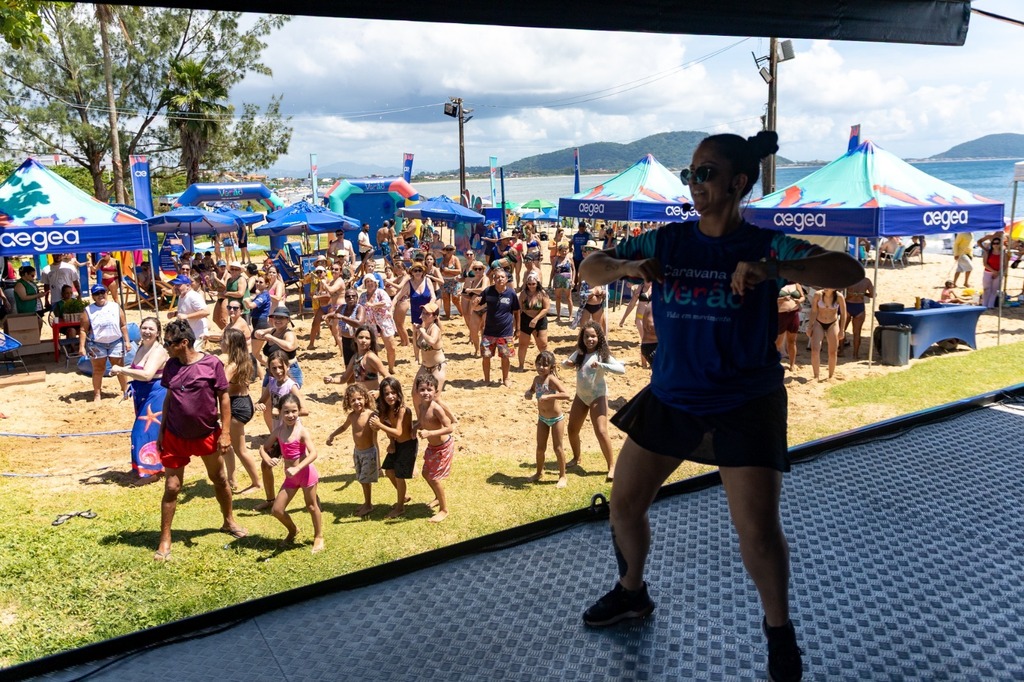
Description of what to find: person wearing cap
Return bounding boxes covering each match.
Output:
[475,265,519,387]
[167,275,209,350]
[571,221,593,291]
[302,263,332,350]
[210,259,231,330]
[79,283,131,402]
[393,261,437,365]
[254,306,302,387]
[154,318,247,561]
[480,221,502,265]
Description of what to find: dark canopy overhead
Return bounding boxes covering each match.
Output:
[98,1,971,46]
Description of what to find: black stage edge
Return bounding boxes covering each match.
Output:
[7,382,1024,681]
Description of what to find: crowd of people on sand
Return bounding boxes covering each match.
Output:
[9,212,673,561]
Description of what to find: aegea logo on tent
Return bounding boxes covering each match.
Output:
[577,203,605,216]
[922,209,968,230]
[0,229,82,252]
[664,205,698,219]
[773,213,826,231]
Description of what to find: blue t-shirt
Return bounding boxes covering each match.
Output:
[481,285,520,337]
[572,231,591,261]
[251,291,272,320]
[615,220,814,415]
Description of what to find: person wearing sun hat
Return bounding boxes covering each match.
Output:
[168,274,209,349]
[302,261,332,350]
[254,305,303,387]
[78,282,130,402]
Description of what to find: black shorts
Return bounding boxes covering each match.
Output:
[230,395,254,425]
[341,336,356,367]
[522,314,548,333]
[253,316,270,331]
[610,386,790,472]
[640,342,657,363]
[381,438,417,479]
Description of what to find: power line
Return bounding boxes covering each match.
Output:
[972,7,1024,29]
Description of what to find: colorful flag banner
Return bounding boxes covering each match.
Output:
[489,156,498,207]
[403,153,415,183]
[129,155,154,218]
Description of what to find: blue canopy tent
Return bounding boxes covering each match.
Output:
[146,206,243,236]
[745,135,1005,362]
[558,154,696,223]
[397,196,485,253]
[211,206,265,226]
[0,159,151,257]
[255,202,359,237]
[744,139,1004,238]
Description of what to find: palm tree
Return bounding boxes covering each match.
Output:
[163,58,229,186]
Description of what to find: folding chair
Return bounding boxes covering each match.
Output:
[0,332,29,374]
[122,275,156,310]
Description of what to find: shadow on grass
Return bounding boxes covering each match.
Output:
[486,471,533,490]
[79,469,156,488]
[99,527,276,553]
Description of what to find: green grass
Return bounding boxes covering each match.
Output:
[4,341,1024,666]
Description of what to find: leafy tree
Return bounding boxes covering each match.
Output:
[0,0,46,50]
[0,6,291,199]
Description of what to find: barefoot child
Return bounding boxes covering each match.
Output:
[414,373,455,522]
[564,321,624,480]
[326,384,379,517]
[255,351,307,511]
[260,394,324,553]
[369,377,417,519]
[524,351,570,488]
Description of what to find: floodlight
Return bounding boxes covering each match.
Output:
[759,67,772,84]
[777,40,796,62]
[443,102,458,118]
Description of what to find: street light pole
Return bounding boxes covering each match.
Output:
[457,98,467,206]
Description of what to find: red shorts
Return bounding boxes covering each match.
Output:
[159,428,221,470]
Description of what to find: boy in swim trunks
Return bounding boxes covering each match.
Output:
[326,384,380,518]
[415,373,455,522]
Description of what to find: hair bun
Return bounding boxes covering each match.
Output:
[747,130,780,160]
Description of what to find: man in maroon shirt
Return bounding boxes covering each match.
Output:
[154,319,247,561]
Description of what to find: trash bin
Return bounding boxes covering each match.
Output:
[878,324,911,366]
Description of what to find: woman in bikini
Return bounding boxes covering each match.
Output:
[393,262,437,365]
[809,287,847,381]
[550,243,574,322]
[439,245,463,319]
[461,259,489,356]
[522,223,544,281]
[414,301,447,397]
[517,271,550,370]
[618,282,652,368]
[325,324,389,397]
[841,277,874,359]
[220,327,261,495]
[93,252,121,299]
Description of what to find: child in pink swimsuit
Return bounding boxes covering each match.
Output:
[259,393,324,553]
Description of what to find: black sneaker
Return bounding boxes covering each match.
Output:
[763,618,803,682]
[582,582,654,627]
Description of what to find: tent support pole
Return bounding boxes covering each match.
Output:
[1001,181,1018,346]
[866,250,880,368]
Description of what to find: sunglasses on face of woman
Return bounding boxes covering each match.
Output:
[680,165,716,184]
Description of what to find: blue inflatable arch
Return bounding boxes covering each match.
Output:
[175,183,284,211]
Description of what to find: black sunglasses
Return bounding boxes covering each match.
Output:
[227,305,242,311]
[680,165,716,184]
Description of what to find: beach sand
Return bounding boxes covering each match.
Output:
[3,250,1024,485]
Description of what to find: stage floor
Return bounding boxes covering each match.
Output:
[28,400,1024,681]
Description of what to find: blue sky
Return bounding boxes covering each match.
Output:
[233,1,1024,172]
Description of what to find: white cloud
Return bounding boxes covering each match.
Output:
[233,4,1024,172]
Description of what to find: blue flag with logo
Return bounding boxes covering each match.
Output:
[129,155,155,218]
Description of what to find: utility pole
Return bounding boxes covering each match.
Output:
[764,37,779,195]
[445,97,472,206]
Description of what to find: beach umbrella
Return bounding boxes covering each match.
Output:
[520,209,560,222]
[211,206,265,226]
[255,202,359,237]
[520,198,556,211]
[145,206,242,235]
[494,200,521,211]
[398,195,485,224]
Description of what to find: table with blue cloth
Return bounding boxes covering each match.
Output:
[874,304,986,359]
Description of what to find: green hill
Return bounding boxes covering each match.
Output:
[931,133,1024,159]
[496,131,792,174]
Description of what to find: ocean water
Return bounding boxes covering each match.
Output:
[415,159,1023,217]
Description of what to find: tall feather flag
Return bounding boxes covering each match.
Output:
[573,148,581,194]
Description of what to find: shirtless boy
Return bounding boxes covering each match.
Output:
[415,373,455,522]
[326,384,380,517]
